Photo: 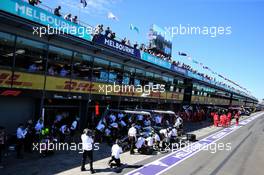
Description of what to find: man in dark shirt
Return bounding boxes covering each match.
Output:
[105,27,112,37]
[54,6,61,17]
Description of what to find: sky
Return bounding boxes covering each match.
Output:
[44,0,264,100]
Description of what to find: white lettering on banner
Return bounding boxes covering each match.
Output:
[15,3,75,29]
[104,38,134,54]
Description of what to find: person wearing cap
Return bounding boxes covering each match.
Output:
[108,139,123,168]
[128,123,137,154]
[81,129,96,174]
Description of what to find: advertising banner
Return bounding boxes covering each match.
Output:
[0,0,92,41]
[140,51,171,69]
[93,34,141,59]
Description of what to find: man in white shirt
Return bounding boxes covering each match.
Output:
[16,124,27,158]
[108,139,123,168]
[174,116,183,129]
[81,129,96,174]
[135,135,145,153]
[128,124,137,154]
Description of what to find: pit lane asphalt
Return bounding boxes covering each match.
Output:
[121,112,264,175]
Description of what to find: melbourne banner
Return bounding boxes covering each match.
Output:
[170,65,187,75]
[140,51,172,69]
[93,34,141,59]
[0,0,92,41]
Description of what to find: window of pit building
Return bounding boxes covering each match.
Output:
[123,66,135,85]
[109,62,123,84]
[48,46,72,77]
[14,37,48,73]
[167,77,174,92]
[93,57,109,82]
[144,71,154,86]
[134,68,145,86]
[72,52,92,80]
[0,32,15,69]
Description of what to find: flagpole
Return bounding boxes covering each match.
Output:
[79,4,81,24]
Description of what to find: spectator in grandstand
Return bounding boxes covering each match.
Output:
[94,24,104,35]
[54,6,61,17]
[134,42,138,49]
[60,67,69,77]
[28,0,41,6]
[64,13,72,21]
[121,37,127,44]
[48,66,56,75]
[105,27,112,37]
[126,39,131,46]
[110,32,116,39]
[28,63,38,72]
[72,16,78,24]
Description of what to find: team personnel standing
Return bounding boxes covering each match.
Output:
[81,129,96,174]
[213,112,219,127]
[108,139,123,168]
[235,111,241,126]
[16,124,27,158]
[128,124,137,154]
[227,111,232,126]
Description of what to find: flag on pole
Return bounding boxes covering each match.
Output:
[107,12,118,21]
[129,24,139,33]
[80,0,87,8]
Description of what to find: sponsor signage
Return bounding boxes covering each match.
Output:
[0,0,92,41]
[93,34,141,59]
[170,65,187,75]
[140,51,171,69]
